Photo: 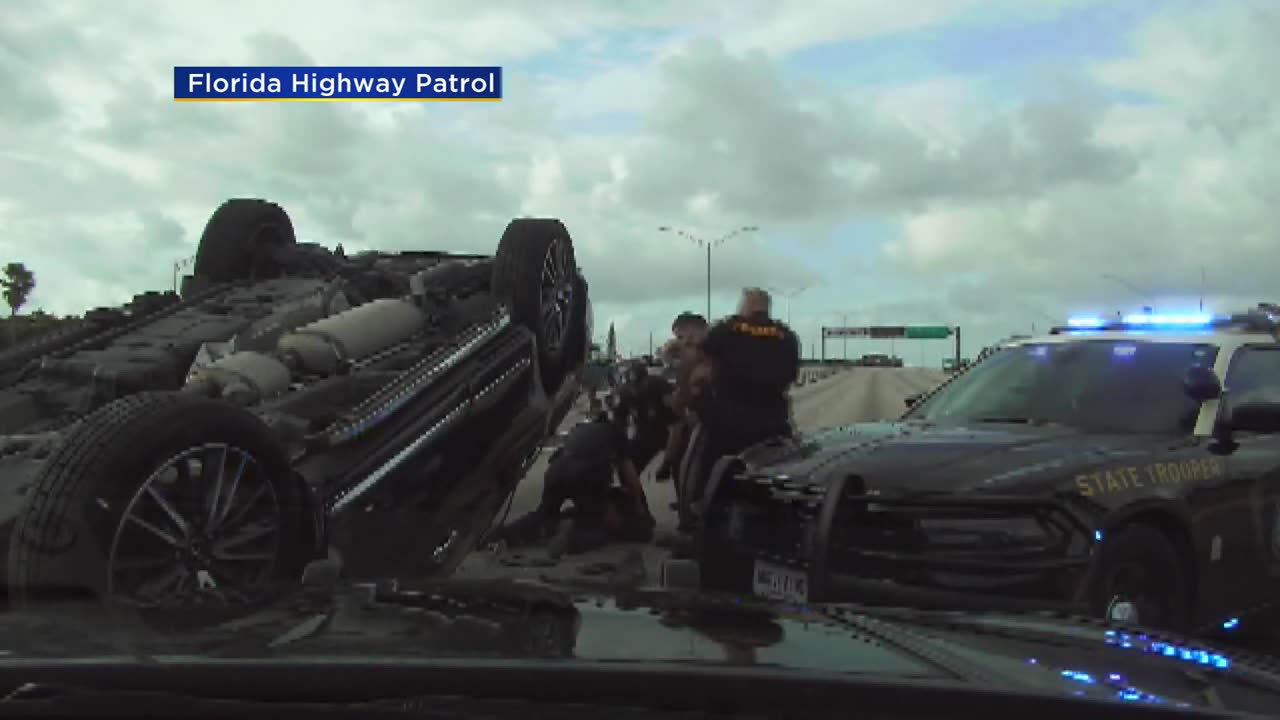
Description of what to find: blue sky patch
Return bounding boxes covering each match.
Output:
[780,1,1176,97]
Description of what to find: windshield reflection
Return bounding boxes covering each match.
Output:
[906,341,1218,435]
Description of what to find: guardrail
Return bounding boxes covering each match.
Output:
[794,366,841,387]
[579,360,845,395]
[553,365,845,456]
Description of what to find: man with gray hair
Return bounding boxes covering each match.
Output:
[682,287,799,517]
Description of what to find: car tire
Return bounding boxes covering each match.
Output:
[8,392,310,629]
[490,218,584,394]
[1087,523,1192,631]
[193,199,297,283]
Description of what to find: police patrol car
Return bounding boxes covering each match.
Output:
[690,306,1280,637]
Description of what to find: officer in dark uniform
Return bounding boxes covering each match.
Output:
[489,412,654,553]
[613,360,675,473]
[690,288,799,504]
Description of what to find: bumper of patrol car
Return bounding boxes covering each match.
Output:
[695,459,1098,612]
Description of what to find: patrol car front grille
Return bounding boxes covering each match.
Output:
[712,468,1095,589]
[719,474,824,562]
[825,487,1095,583]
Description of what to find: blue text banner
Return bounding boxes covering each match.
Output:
[173,66,503,101]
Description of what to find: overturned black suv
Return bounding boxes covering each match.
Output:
[0,199,591,618]
[692,312,1280,639]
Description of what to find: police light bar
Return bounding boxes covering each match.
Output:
[1122,312,1214,326]
[1052,308,1280,336]
[1066,317,1105,329]
[1066,313,1213,328]
[1059,312,1222,334]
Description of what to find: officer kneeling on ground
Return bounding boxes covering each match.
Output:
[686,287,800,518]
[490,409,655,555]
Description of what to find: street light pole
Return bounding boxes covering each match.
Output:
[1101,273,1154,313]
[706,243,711,320]
[1030,310,1057,333]
[830,311,851,359]
[765,285,811,325]
[658,224,759,319]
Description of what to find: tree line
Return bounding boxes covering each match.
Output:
[1,262,79,351]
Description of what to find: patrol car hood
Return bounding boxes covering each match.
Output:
[744,421,1184,493]
[5,580,1280,713]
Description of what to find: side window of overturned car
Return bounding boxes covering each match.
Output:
[1224,346,1280,408]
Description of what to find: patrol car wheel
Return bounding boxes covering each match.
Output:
[1088,523,1191,631]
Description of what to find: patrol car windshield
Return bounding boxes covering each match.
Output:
[907,340,1219,435]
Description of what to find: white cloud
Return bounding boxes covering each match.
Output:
[3,0,1280,362]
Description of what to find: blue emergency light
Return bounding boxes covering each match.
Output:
[1122,312,1213,326]
[1065,312,1215,330]
[1055,307,1280,336]
[1066,316,1105,329]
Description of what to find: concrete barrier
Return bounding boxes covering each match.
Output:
[577,362,845,412]
[550,364,844,454]
[794,363,844,387]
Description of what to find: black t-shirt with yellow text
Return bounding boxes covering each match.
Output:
[700,312,800,431]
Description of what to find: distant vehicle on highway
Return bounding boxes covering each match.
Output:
[855,353,904,368]
[690,307,1280,640]
[0,198,590,625]
[941,357,972,372]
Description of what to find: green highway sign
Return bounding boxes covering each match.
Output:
[869,326,905,339]
[823,327,869,338]
[904,325,953,339]
[824,325,954,340]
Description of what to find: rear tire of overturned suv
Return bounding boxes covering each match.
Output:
[193,199,297,283]
[490,219,585,394]
[1087,523,1193,632]
[8,392,309,629]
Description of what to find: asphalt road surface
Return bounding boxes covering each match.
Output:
[454,367,947,583]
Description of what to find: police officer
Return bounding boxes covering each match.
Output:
[657,313,709,484]
[662,312,709,367]
[490,413,654,552]
[613,360,675,473]
[690,288,799,504]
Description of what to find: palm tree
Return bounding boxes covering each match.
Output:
[1,262,35,316]
[1,262,36,345]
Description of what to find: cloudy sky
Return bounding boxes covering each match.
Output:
[2,0,1277,367]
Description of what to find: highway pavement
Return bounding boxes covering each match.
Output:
[454,366,949,583]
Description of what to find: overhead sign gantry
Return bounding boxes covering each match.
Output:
[821,325,961,366]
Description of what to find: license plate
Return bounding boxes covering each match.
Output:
[752,559,809,603]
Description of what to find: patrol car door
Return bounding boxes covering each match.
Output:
[1215,344,1280,593]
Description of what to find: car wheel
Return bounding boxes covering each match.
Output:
[1087,523,1192,631]
[490,219,583,394]
[193,199,297,283]
[8,392,309,629]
